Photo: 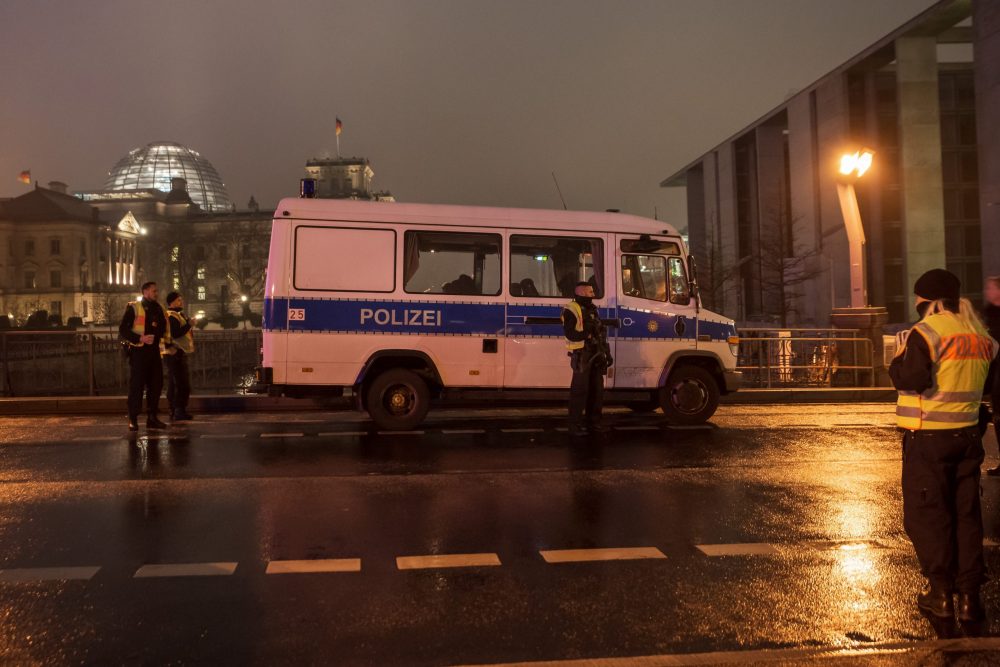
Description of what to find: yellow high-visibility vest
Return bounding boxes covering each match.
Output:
[125,301,146,348]
[896,311,997,430]
[166,310,195,355]
[562,300,586,351]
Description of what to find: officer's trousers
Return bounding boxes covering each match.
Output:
[902,426,985,592]
[164,351,191,416]
[568,350,604,427]
[127,347,163,421]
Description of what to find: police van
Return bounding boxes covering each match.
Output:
[256,198,741,430]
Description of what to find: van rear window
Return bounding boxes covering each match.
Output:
[294,226,396,292]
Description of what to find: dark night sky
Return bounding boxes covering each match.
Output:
[1,0,933,227]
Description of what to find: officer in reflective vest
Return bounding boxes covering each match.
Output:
[118,281,168,432]
[163,291,196,422]
[562,281,612,436]
[889,269,999,623]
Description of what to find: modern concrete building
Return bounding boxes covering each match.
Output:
[662,0,999,326]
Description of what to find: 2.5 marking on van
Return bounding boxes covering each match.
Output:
[360,308,442,327]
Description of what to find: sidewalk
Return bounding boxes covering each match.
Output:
[0,388,895,416]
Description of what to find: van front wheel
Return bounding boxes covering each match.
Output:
[658,365,719,425]
[366,369,430,431]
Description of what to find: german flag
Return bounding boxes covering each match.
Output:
[335,117,343,136]
[17,170,30,184]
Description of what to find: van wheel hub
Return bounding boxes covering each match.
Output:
[670,379,708,414]
[386,385,414,414]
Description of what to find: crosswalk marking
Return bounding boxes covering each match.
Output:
[442,429,487,434]
[378,430,425,435]
[260,432,304,438]
[500,428,545,433]
[318,431,368,437]
[0,566,100,582]
[396,553,501,570]
[540,547,666,563]
[266,559,361,574]
[134,562,238,578]
[696,543,780,557]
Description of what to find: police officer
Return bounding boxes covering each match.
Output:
[163,291,195,422]
[889,269,998,623]
[562,281,612,436]
[119,281,168,432]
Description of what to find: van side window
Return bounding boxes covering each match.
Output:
[403,231,501,296]
[294,226,396,292]
[621,254,690,305]
[509,235,603,298]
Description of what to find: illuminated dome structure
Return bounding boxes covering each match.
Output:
[103,141,232,211]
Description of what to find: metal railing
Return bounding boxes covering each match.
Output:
[736,328,876,388]
[0,330,262,397]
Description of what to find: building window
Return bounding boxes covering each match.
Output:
[196,265,206,280]
[79,239,86,257]
[82,300,88,317]
[197,286,206,301]
[50,239,61,256]
[50,270,61,288]
[25,240,35,257]
[49,301,61,316]
[24,271,36,289]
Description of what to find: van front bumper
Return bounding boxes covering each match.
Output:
[723,370,743,393]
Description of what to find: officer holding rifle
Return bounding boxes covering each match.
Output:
[562,281,613,436]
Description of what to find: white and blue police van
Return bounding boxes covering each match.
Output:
[255,198,741,430]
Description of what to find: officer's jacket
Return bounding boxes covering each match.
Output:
[119,299,167,348]
[891,310,998,430]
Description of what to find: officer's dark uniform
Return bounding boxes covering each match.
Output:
[889,269,998,622]
[562,295,610,434]
[119,298,167,428]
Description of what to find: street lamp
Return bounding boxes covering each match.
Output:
[836,148,875,308]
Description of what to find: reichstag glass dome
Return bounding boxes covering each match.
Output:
[104,141,233,211]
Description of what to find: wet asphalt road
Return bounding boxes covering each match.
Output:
[1,404,1000,665]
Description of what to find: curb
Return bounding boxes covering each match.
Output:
[0,388,896,416]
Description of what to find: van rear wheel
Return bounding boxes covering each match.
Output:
[658,365,719,425]
[366,369,430,431]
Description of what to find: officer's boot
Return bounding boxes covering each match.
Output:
[956,589,985,622]
[917,583,954,619]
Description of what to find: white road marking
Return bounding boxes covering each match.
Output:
[318,431,368,437]
[134,562,238,578]
[396,553,501,570]
[540,547,666,563]
[200,434,246,439]
[442,429,487,434]
[0,566,100,582]
[500,428,545,433]
[378,430,425,435]
[260,432,304,438]
[696,543,780,557]
[266,558,361,574]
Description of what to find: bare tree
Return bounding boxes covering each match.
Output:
[215,220,269,304]
[754,205,823,327]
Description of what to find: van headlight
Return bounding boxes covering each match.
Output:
[727,335,740,356]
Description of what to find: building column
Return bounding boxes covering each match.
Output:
[896,36,946,319]
[715,147,741,319]
[974,0,1000,279]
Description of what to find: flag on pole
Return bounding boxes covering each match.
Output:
[17,170,30,184]
[335,117,343,136]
